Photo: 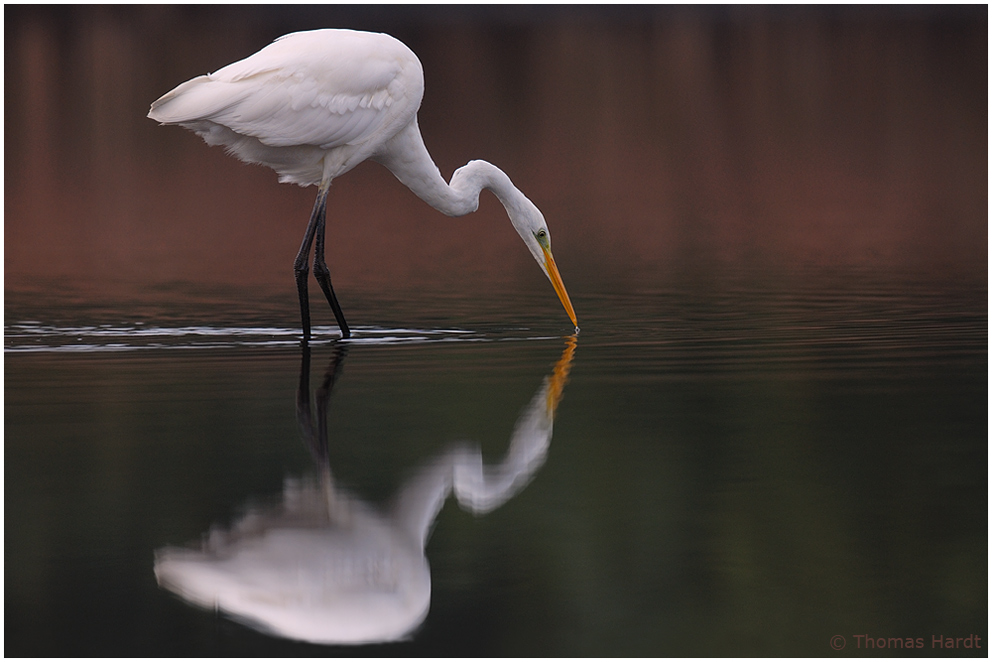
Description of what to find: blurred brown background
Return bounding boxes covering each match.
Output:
[5,5,987,301]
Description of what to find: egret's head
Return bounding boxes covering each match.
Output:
[508,198,578,332]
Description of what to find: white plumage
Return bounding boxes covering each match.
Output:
[149,28,577,340]
[150,29,421,185]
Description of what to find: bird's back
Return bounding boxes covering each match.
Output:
[149,29,425,186]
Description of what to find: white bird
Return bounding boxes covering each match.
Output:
[148,28,578,341]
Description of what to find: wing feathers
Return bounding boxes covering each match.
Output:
[149,29,423,153]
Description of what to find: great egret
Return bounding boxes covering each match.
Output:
[148,28,578,341]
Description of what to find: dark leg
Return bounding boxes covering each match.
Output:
[293,185,329,343]
[313,196,351,339]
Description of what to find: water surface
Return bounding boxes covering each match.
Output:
[5,268,986,656]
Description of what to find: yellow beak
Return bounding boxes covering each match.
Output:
[540,244,578,332]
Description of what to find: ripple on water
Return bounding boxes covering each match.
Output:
[2,323,509,353]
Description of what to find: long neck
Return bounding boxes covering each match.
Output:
[374,118,525,218]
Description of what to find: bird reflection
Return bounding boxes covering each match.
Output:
[154,337,576,645]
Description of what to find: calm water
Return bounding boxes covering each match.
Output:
[5,267,986,656]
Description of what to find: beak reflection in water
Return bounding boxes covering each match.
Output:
[153,337,577,645]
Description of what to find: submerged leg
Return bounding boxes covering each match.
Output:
[293,184,329,343]
[313,195,351,339]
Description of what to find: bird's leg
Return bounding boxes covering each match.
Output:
[313,194,351,339]
[293,184,329,343]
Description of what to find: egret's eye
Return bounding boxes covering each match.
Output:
[534,229,550,249]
